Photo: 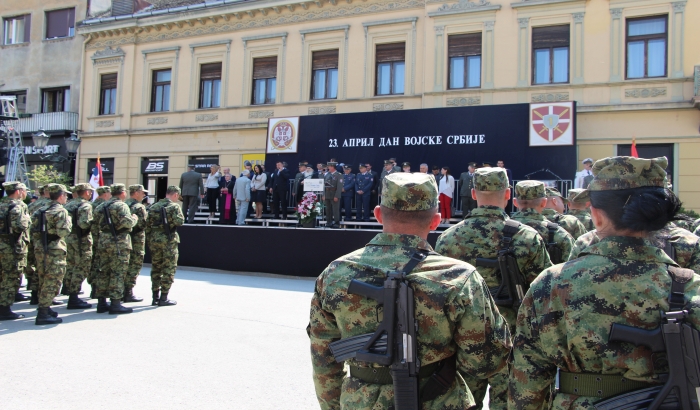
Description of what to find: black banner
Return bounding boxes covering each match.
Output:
[265,103,577,182]
[188,157,219,174]
[87,158,115,176]
[141,159,169,174]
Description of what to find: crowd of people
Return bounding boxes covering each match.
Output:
[0,182,184,325]
[308,156,700,410]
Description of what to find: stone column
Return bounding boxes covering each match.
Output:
[483,21,495,89]
[670,1,686,78]
[609,8,623,82]
[517,18,530,87]
[434,25,444,92]
[572,13,585,85]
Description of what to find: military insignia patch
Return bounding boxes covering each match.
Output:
[529,102,575,147]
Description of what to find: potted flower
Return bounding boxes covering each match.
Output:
[296,192,322,228]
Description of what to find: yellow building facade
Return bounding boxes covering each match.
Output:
[75,0,700,207]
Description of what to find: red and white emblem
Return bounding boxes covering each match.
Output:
[267,117,300,153]
[529,102,574,147]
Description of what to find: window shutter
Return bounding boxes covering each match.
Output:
[200,63,222,80]
[23,14,31,42]
[376,42,406,63]
[532,25,570,49]
[101,73,118,89]
[46,9,72,38]
[252,57,277,79]
[112,0,135,16]
[312,50,339,70]
[448,33,482,57]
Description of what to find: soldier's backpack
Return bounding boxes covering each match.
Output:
[546,222,564,264]
[0,202,17,235]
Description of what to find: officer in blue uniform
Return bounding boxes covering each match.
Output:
[341,165,355,221]
[355,164,374,222]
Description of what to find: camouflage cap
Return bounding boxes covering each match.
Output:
[110,183,127,195]
[381,173,438,211]
[473,167,509,191]
[128,184,149,194]
[2,181,27,192]
[47,184,71,194]
[167,185,181,195]
[515,180,545,200]
[545,187,568,204]
[96,186,111,195]
[567,188,588,204]
[72,183,94,192]
[576,156,668,201]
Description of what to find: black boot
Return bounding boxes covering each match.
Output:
[15,292,30,302]
[47,307,59,318]
[35,307,61,325]
[90,287,96,299]
[152,291,160,306]
[96,298,110,314]
[123,286,143,303]
[29,291,39,305]
[60,286,69,296]
[67,293,92,310]
[158,293,177,306]
[0,305,25,320]
[51,299,63,306]
[109,299,133,315]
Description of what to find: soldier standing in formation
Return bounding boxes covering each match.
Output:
[542,187,587,239]
[32,184,72,325]
[146,185,184,306]
[323,162,343,229]
[124,184,149,303]
[341,165,355,221]
[62,183,94,310]
[88,186,111,298]
[565,187,595,231]
[26,185,50,305]
[93,184,137,315]
[0,182,30,320]
[435,167,551,409]
[308,173,511,409]
[511,180,575,264]
[354,164,373,222]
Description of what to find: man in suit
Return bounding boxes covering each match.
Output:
[432,165,443,185]
[458,162,477,215]
[355,164,374,222]
[367,163,379,211]
[179,165,204,223]
[341,165,355,221]
[496,160,513,184]
[269,161,290,219]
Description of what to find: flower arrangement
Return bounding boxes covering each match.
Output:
[296,192,323,224]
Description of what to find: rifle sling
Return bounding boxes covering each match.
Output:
[558,372,658,398]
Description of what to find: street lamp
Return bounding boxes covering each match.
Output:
[32,128,50,149]
[65,130,81,158]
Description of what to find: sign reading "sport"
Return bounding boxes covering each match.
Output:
[141,160,169,174]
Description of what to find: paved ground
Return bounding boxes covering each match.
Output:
[1,266,318,410]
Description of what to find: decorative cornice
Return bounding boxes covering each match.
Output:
[429,0,500,17]
[249,110,274,118]
[147,117,168,125]
[195,114,219,122]
[531,92,569,103]
[511,0,582,8]
[447,97,480,106]
[308,106,336,115]
[142,46,181,55]
[373,103,404,111]
[363,17,418,28]
[624,88,667,98]
[299,25,350,35]
[91,46,125,60]
[189,39,232,50]
[241,32,288,48]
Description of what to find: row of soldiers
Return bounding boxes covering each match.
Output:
[0,182,184,325]
[309,160,700,410]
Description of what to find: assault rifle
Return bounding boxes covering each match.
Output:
[71,207,82,254]
[102,205,120,257]
[161,207,172,241]
[2,203,20,253]
[328,252,427,410]
[546,222,564,264]
[476,252,526,309]
[595,310,700,410]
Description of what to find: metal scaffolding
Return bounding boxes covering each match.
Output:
[0,96,30,187]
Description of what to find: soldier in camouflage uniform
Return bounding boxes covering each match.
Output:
[88,186,111,298]
[63,183,95,309]
[146,185,184,306]
[123,184,149,303]
[93,184,137,315]
[511,180,574,264]
[542,187,587,239]
[323,162,343,229]
[308,173,511,410]
[26,185,49,304]
[509,156,700,409]
[435,167,551,409]
[565,188,595,232]
[32,184,72,325]
[0,182,30,320]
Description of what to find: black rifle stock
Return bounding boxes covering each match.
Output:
[72,207,82,254]
[476,253,525,309]
[161,207,172,241]
[103,205,120,257]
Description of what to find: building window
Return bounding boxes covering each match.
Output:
[3,14,30,45]
[100,73,117,115]
[376,43,405,96]
[151,69,171,112]
[448,33,482,89]
[626,16,667,79]
[252,57,277,105]
[532,25,570,85]
[45,8,74,39]
[1,91,27,114]
[311,50,339,100]
[41,87,70,113]
[199,63,222,109]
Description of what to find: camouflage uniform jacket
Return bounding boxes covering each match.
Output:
[435,206,552,327]
[509,236,700,410]
[0,197,31,254]
[27,197,49,233]
[145,199,184,245]
[511,209,574,263]
[695,224,700,237]
[93,198,137,251]
[308,233,512,410]
[124,198,148,239]
[90,198,105,242]
[30,201,72,252]
[566,209,594,232]
[570,224,700,272]
[541,208,587,239]
[63,198,93,247]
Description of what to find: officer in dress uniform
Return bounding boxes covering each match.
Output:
[401,162,411,172]
[323,162,343,229]
[355,164,374,222]
[341,165,355,221]
[378,160,398,198]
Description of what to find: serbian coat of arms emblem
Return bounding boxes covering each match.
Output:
[266,117,300,153]
[529,102,574,147]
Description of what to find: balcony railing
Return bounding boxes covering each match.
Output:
[3,112,79,134]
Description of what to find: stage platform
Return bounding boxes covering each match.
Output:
[172,224,442,278]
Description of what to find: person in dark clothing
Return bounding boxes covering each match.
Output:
[268,161,290,219]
